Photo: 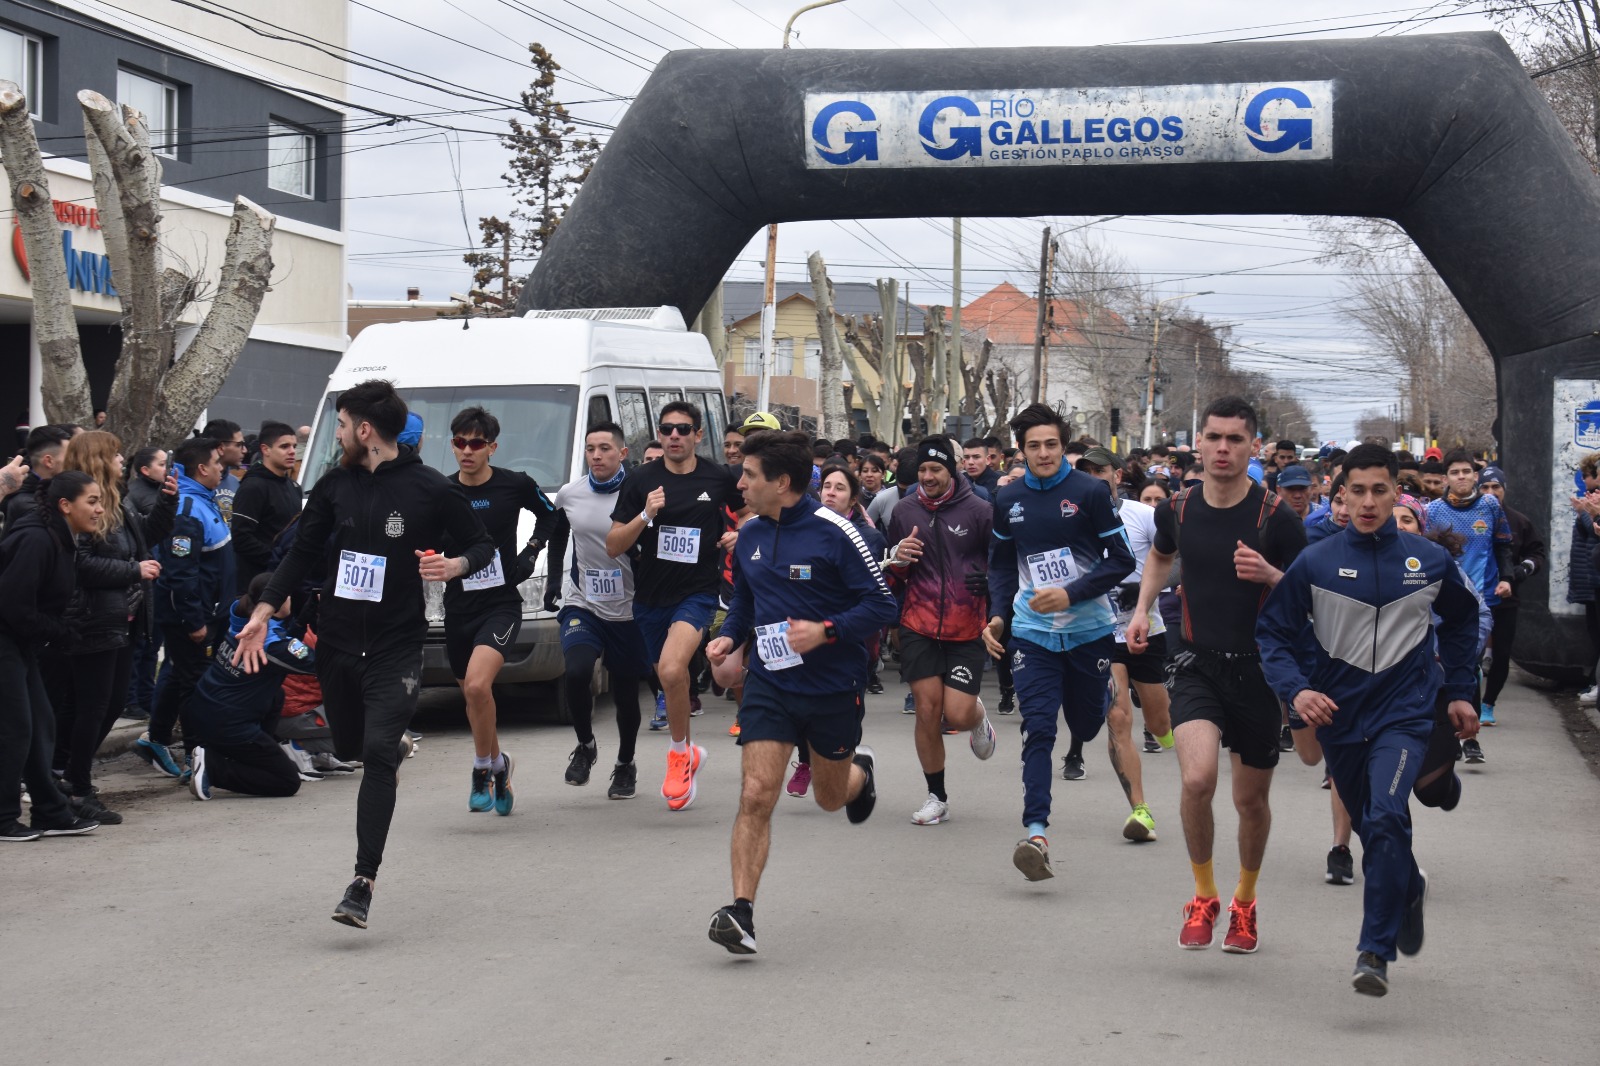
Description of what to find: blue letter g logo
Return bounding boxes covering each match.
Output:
[918,95,982,160]
[1244,87,1315,154]
[812,101,878,165]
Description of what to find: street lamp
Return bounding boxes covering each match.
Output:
[1147,290,1211,448]
[756,0,847,411]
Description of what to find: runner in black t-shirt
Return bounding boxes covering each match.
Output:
[1127,396,1306,957]
[443,407,556,817]
[607,401,743,811]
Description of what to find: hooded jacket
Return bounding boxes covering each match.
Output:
[155,466,235,634]
[0,506,78,645]
[719,497,900,695]
[260,446,495,656]
[884,473,993,641]
[231,462,302,593]
[1258,517,1480,745]
[67,498,172,653]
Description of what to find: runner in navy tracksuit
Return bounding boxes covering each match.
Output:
[1258,445,1481,997]
[986,404,1134,882]
[705,430,899,955]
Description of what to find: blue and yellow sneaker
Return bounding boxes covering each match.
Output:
[134,732,183,778]
[493,752,515,816]
[469,766,494,812]
[1480,703,1496,726]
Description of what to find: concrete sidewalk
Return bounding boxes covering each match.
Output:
[11,674,1598,1065]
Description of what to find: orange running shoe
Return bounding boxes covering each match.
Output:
[1179,895,1221,949]
[1222,898,1259,954]
[728,720,741,737]
[663,744,705,810]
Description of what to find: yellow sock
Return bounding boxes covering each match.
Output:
[1192,860,1218,900]
[1157,729,1174,749]
[1235,868,1261,904]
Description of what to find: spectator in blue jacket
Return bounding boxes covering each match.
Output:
[137,436,234,778]
[1258,444,1481,998]
[187,572,314,800]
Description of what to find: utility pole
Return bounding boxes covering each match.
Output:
[950,216,963,422]
[1030,226,1052,405]
[1190,335,1201,445]
[757,0,847,412]
[1147,291,1211,448]
[500,226,511,304]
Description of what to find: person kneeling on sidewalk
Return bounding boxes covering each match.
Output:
[186,573,315,800]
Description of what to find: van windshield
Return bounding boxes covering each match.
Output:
[302,384,578,491]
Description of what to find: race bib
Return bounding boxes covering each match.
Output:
[754,621,803,671]
[336,550,386,602]
[462,550,505,592]
[585,568,625,602]
[1027,548,1079,589]
[658,525,701,564]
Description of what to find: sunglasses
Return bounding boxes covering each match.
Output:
[658,423,697,437]
[451,436,492,452]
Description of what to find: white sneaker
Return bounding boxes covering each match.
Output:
[969,705,996,761]
[279,741,323,781]
[311,752,358,775]
[910,793,950,825]
[1581,686,1599,705]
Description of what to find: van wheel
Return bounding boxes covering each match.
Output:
[496,680,572,725]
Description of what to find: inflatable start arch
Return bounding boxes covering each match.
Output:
[521,33,1600,675]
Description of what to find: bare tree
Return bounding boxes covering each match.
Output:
[1474,1,1600,168]
[805,252,852,442]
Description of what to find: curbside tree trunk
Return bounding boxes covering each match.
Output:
[805,251,852,442]
[0,81,93,423]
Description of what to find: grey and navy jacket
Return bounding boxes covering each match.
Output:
[1257,517,1480,744]
[719,497,900,694]
[190,603,315,745]
[989,465,1134,652]
[155,466,235,634]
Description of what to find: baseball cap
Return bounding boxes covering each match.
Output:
[1478,465,1506,486]
[1079,446,1120,469]
[740,411,781,432]
[1276,465,1312,487]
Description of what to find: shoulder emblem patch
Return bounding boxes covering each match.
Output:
[170,535,191,557]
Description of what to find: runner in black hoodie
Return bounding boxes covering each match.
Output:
[234,380,494,929]
[0,472,105,841]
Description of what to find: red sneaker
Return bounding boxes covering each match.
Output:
[1222,898,1259,954]
[1179,895,1221,949]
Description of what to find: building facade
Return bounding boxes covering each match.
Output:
[0,0,346,434]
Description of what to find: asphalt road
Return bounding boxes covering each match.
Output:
[4,672,1596,1065]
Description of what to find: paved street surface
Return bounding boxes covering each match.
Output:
[5,672,1597,1065]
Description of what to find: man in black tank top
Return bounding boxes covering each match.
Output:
[1127,397,1306,957]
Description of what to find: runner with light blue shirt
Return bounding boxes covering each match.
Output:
[984,404,1134,883]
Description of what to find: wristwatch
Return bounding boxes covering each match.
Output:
[823,620,840,645]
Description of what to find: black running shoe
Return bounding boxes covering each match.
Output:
[70,789,124,825]
[1462,739,1485,764]
[0,820,41,842]
[32,816,98,836]
[1326,844,1355,886]
[708,905,757,954]
[1143,730,1161,754]
[867,674,884,695]
[565,742,598,786]
[332,877,373,929]
[1352,951,1388,997]
[1397,870,1427,957]
[1279,725,1294,753]
[607,761,637,800]
[1061,753,1086,781]
[845,745,877,824]
[998,690,1016,715]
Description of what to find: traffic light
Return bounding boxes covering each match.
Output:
[1110,407,1121,434]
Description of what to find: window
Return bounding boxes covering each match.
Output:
[774,337,794,374]
[691,390,727,464]
[586,391,611,429]
[616,388,651,466]
[116,70,178,157]
[802,339,821,379]
[741,336,761,376]
[268,120,315,198]
[0,27,41,116]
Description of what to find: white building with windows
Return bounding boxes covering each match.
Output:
[0,0,348,432]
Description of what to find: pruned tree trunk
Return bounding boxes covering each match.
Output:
[148,197,275,445]
[986,366,1014,445]
[961,338,992,422]
[877,279,901,447]
[695,283,727,368]
[81,90,170,438]
[805,251,851,442]
[0,81,92,423]
[841,314,886,440]
[925,305,949,435]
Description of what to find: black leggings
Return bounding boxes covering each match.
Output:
[201,733,302,797]
[0,633,74,827]
[316,642,422,881]
[563,644,643,766]
[50,642,135,795]
[1483,603,1517,705]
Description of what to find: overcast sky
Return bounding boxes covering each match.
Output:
[335,0,1510,441]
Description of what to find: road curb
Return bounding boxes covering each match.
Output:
[98,718,147,760]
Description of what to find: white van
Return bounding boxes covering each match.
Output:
[300,306,730,695]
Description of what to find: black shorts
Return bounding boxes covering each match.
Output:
[899,631,985,695]
[444,606,522,680]
[737,672,864,760]
[1166,645,1281,770]
[1112,632,1168,686]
